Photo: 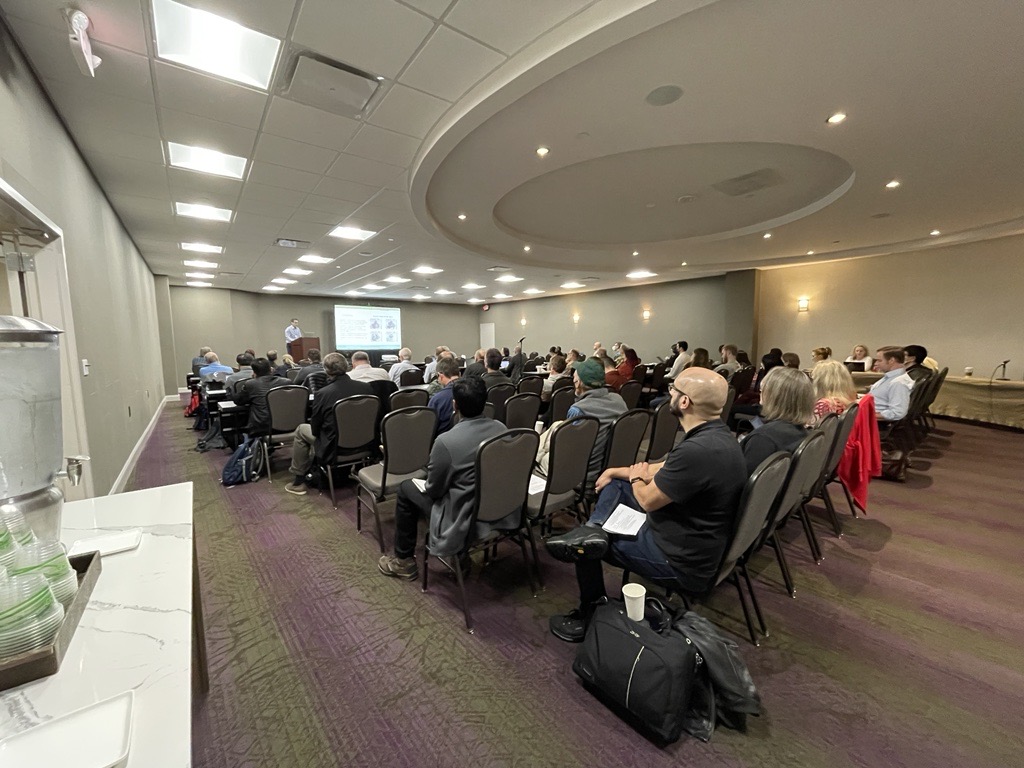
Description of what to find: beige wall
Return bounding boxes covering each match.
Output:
[757,235,1024,376]
[0,21,164,494]
[168,288,481,371]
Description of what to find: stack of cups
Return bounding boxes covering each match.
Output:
[0,509,34,547]
[0,522,17,570]
[11,542,78,607]
[0,573,64,658]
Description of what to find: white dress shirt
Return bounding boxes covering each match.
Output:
[285,324,302,343]
[349,364,391,382]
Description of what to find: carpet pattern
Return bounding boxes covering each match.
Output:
[126,406,1024,767]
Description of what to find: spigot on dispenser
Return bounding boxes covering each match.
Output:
[63,455,90,486]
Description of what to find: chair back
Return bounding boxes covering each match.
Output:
[390,388,429,410]
[645,400,679,462]
[399,368,424,387]
[210,370,228,384]
[716,452,792,584]
[646,362,667,391]
[191,363,203,376]
[523,358,539,373]
[808,413,840,495]
[824,402,859,478]
[549,386,576,423]
[551,375,574,393]
[504,392,541,429]
[285,368,300,381]
[604,409,651,469]
[922,366,948,411]
[333,395,380,450]
[619,379,642,409]
[306,370,328,393]
[516,375,543,395]
[730,367,756,395]
[720,387,736,423]
[473,429,539,524]
[381,406,436,477]
[486,382,515,422]
[546,416,601,495]
[266,385,309,433]
[630,364,647,383]
[762,431,829,540]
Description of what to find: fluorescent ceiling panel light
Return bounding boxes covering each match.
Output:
[183,259,218,268]
[298,254,333,264]
[412,294,429,300]
[181,242,223,253]
[262,285,286,291]
[467,298,484,304]
[362,284,384,290]
[185,272,214,279]
[523,288,544,295]
[152,0,281,90]
[186,281,212,287]
[434,289,455,295]
[412,265,443,274]
[561,281,584,289]
[384,276,410,283]
[175,202,232,221]
[345,290,365,296]
[330,225,376,240]
[627,270,657,279]
[495,274,523,282]
[283,267,312,276]
[271,277,297,285]
[167,142,246,178]
[492,293,511,299]
[462,283,484,290]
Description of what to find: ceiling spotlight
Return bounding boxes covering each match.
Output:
[362,284,384,290]
[271,277,297,285]
[186,281,212,287]
[930,229,941,236]
[523,245,531,252]
[467,298,484,304]
[632,251,639,257]
[523,288,544,295]
[329,225,377,240]
[495,274,523,283]
[184,272,214,279]
[345,290,365,297]
[627,270,657,279]
[806,251,815,256]
[434,289,455,295]
[462,283,484,290]
[383,276,410,283]
[457,213,467,221]
[680,262,687,266]
[763,232,772,239]
[411,294,429,300]
[412,265,443,274]
[561,281,584,289]
[827,112,847,125]
[885,180,901,189]
[262,285,285,292]
[536,147,549,158]
[298,254,333,264]
[183,259,218,269]
[181,242,223,253]
[493,293,511,299]
[283,267,312,276]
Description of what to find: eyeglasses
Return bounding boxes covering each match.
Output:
[669,383,688,397]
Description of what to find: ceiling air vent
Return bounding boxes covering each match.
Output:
[486,265,512,272]
[712,168,784,197]
[275,237,311,248]
[280,51,382,118]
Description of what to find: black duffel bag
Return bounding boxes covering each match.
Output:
[572,598,711,743]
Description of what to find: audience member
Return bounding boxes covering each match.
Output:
[600,355,628,393]
[274,354,298,378]
[285,353,373,495]
[714,344,740,378]
[244,348,256,358]
[348,351,390,383]
[225,353,255,395]
[845,344,874,372]
[427,356,462,435]
[870,346,914,422]
[426,351,456,396]
[388,348,419,384]
[811,346,832,363]
[566,349,583,365]
[610,341,624,365]
[266,349,278,368]
[293,349,323,386]
[547,346,559,362]
[782,352,801,369]
[235,358,290,435]
[616,346,641,379]
[506,344,526,383]
[564,359,628,487]
[198,352,232,382]
[481,348,510,388]
[378,376,508,580]
[811,359,857,424]
[666,340,691,380]
[544,367,746,642]
[464,349,486,378]
[592,341,602,354]
[685,347,714,370]
[541,355,569,400]
[424,346,449,382]
[902,345,933,383]
[191,346,211,368]
[734,350,754,372]
[740,367,813,473]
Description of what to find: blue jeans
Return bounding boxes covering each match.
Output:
[576,479,680,606]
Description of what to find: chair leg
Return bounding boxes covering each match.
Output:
[421,538,430,593]
[799,503,823,563]
[820,487,844,537]
[372,498,385,555]
[740,563,768,637]
[837,477,860,517]
[452,556,473,633]
[326,465,337,509]
[769,534,796,597]
[523,524,544,589]
[263,439,272,483]
[730,573,760,647]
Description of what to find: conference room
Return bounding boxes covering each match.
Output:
[0,1,1022,766]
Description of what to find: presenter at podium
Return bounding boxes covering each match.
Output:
[285,318,302,355]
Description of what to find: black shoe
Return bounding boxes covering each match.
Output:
[545,526,609,563]
[549,609,586,643]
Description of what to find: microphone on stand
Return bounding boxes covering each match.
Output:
[992,359,1011,382]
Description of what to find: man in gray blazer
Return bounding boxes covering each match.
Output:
[379,376,508,580]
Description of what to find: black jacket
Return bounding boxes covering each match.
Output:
[506,352,526,383]
[310,374,374,461]
[236,375,292,434]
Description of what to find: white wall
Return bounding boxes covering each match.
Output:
[757,235,1024,376]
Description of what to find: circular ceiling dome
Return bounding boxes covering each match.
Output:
[492,142,854,246]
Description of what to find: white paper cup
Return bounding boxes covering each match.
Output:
[964,367,973,376]
[622,583,647,621]
[535,420,544,434]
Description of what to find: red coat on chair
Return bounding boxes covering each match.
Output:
[838,394,882,511]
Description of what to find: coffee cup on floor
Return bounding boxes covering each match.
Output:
[622,583,646,621]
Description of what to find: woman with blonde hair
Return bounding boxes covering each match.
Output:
[845,344,873,371]
[811,359,857,424]
[739,366,814,472]
[275,353,299,377]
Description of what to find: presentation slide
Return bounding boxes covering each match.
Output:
[334,305,402,350]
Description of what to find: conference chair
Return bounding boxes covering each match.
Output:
[390,388,429,410]
[640,362,667,406]
[527,415,599,537]
[356,406,437,553]
[259,385,310,482]
[516,375,543,396]
[305,370,328,393]
[630,364,647,384]
[730,367,756,397]
[421,429,541,632]
[285,369,300,382]
[720,387,737,424]
[323,394,380,508]
[645,400,680,462]
[604,409,651,471]
[622,452,791,645]
[486,382,515,423]
[816,403,860,520]
[548,386,576,423]
[503,392,541,430]
[550,375,574,393]
[399,368,424,387]
[918,366,948,433]
[619,379,642,409]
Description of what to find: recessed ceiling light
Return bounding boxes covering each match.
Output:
[632,251,639,256]
[283,267,312,276]
[186,281,212,287]
[272,277,297,285]
[462,283,484,290]
[181,242,223,254]
[384,276,410,283]
[262,285,285,292]
[536,147,549,158]
[885,180,901,189]
[175,202,232,221]
[412,265,443,274]
[763,232,772,239]
[434,288,455,295]
[523,288,544,295]
[329,225,377,240]
[806,251,815,256]
[152,0,281,90]
[184,271,214,279]
[298,254,333,264]
[412,294,429,300]
[493,293,511,299]
[167,142,246,179]
[680,262,687,266]
[457,213,467,221]
[345,290,365,297]
[561,281,584,289]
[827,112,847,124]
[930,229,941,236]
[362,284,384,290]
[183,259,218,269]
[467,298,484,304]
[523,245,531,252]
[627,270,657,279]
[495,274,524,282]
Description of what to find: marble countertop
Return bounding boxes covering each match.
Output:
[0,482,194,767]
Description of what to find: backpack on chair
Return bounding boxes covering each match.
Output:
[221,434,265,486]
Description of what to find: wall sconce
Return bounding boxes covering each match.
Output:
[641,309,652,321]
[572,312,580,325]
[797,297,809,312]
[520,317,527,326]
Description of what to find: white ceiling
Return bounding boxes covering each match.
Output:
[2,0,1023,306]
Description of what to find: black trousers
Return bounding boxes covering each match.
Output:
[394,479,433,559]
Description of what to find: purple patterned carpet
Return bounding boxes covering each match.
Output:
[127,405,1024,767]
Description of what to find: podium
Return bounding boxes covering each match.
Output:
[290,336,321,361]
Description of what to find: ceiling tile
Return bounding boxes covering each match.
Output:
[401,0,455,19]
[367,83,450,139]
[263,97,360,151]
[193,0,297,37]
[87,153,169,199]
[292,0,435,79]
[0,0,149,54]
[344,124,420,166]
[167,168,243,207]
[299,195,362,217]
[276,220,330,241]
[229,212,289,236]
[77,127,164,165]
[289,206,353,226]
[313,176,380,205]
[445,0,590,55]
[238,183,309,215]
[254,133,338,174]
[247,162,322,192]
[399,25,505,101]
[159,109,259,158]
[42,79,159,138]
[360,189,412,212]
[325,153,405,187]
[154,62,268,130]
